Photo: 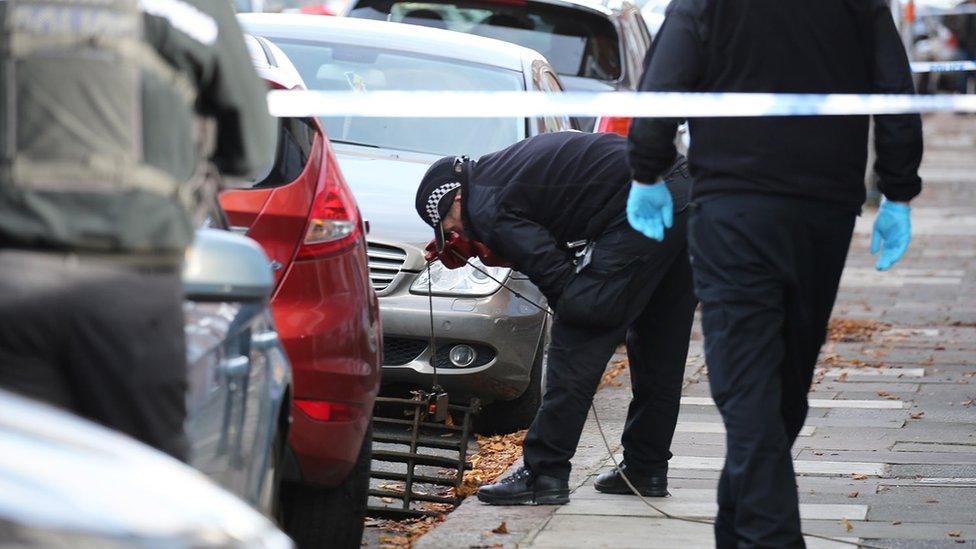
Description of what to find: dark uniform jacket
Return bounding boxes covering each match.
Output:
[0,0,274,256]
[628,0,923,209]
[462,131,690,305]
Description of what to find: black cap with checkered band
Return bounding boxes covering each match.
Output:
[415,156,466,251]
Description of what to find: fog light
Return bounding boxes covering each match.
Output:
[449,344,477,368]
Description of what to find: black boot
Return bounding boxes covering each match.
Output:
[476,467,570,505]
[594,463,669,497]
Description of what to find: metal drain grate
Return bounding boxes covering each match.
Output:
[368,393,481,520]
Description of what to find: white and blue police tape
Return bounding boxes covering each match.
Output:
[911,60,976,73]
[267,90,976,118]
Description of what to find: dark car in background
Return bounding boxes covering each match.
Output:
[217,35,382,547]
[240,13,570,434]
[344,0,652,133]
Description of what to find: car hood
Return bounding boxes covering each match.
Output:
[334,143,444,250]
[0,389,290,547]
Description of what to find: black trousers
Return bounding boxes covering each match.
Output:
[0,250,189,460]
[688,194,855,548]
[522,212,698,480]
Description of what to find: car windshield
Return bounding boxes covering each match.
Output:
[269,39,526,157]
[348,0,621,81]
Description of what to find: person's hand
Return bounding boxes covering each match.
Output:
[424,232,474,269]
[871,200,912,271]
[627,181,673,242]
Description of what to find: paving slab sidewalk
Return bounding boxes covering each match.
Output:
[414,114,976,549]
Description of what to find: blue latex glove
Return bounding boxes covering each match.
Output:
[627,181,673,242]
[870,200,911,271]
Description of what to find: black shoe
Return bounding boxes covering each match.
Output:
[594,464,669,497]
[476,467,570,506]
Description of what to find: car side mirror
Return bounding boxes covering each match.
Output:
[182,229,273,302]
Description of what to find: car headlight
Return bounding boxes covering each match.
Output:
[410,258,511,297]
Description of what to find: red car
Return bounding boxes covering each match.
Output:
[219,35,381,547]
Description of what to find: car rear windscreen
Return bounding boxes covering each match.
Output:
[268,39,526,157]
[247,117,317,188]
[348,0,621,81]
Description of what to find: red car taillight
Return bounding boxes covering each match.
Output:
[597,116,632,136]
[295,399,359,422]
[296,166,361,260]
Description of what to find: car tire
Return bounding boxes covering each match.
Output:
[280,425,371,549]
[260,417,286,523]
[476,323,549,435]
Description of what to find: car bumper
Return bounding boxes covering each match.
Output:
[379,275,547,403]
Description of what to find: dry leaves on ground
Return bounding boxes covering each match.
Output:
[599,359,629,390]
[827,319,890,343]
[457,430,528,498]
[847,491,859,498]
[374,516,446,549]
[840,518,854,533]
[491,521,509,534]
[911,411,925,420]
[949,531,963,538]
[851,473,869,480]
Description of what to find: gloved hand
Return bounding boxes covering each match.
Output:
[870,200,912,271]
[627,180,673,242]
[424,231,474,269]
[472,241,513,268]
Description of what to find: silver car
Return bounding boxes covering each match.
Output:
[183,228,292,517]
[240,14,572,433]
[0,386,290,548]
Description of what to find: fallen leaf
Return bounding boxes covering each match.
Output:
[949,531,962,538]
[963,400,974,408]
[892,520,903,525]
[911,411,925,420]
[841,518,854,533]
[877,391,892,398]
[492,521,509,534]
[926,498,939,504]
[851,473,868,480]
[837,371,849,382]
[848,491,859,498]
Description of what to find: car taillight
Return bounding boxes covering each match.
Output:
[295,168,360,260]
[597,116,632,136]
[295,399,358,422]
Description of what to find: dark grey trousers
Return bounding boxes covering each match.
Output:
[522,213,697,480]
[688,193,855,549]
[0,250,189,460]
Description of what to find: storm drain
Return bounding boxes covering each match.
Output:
[368,393,481,520]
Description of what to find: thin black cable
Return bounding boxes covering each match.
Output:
[426,259,440,391]
[444,247,886,549]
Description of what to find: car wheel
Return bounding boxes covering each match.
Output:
[259,417,285,523]
[476,323,548,435]
[280,425,371,549]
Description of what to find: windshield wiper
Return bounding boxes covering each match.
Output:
[330,139,380,148]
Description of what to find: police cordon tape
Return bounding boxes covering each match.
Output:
[267,90,976,119]
[911,60,976,73]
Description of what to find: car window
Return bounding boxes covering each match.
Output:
[348,0,622,81]
[248,117,317,188]
[538,70,573,132]
[268,38,526,158]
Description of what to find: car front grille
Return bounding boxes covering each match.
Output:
[383,337,428,366]
[367,242,407,292]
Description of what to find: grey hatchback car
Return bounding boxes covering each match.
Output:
[240,14,572,433]
[183,228,292,517]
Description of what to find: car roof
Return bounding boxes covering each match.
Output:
[238,13,544,73]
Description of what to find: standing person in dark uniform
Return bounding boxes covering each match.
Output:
[415,131,697,505]
[627,0,923,546]
[0,0,274,460]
